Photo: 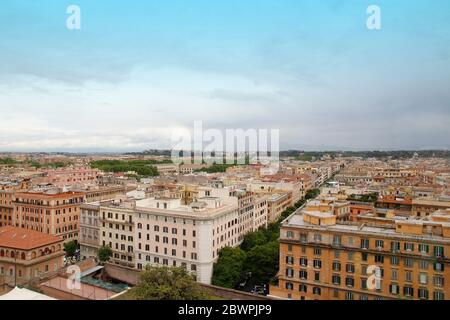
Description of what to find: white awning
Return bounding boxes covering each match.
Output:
[0,287,56,300]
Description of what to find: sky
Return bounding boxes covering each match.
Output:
[0,0,449,152]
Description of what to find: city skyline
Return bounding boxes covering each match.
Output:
[1,0,450,151]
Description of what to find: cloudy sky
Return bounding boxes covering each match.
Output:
[1,0,449,152]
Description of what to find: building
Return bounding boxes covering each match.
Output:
[412,196,450,218]
[12,190,85,242]
[179,163,208,174]
[269,208,450,300]
[254,194,268,230]
[0,181,28,228]
[0,226,64,288]
[134,197,239,284]
[99,200,136,268]
[267,192,293,222]
[79,202,101,260]
[154,163,179,175]
[81,185,126,203]
[38,166,100,187]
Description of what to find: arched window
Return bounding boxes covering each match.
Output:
[0,249,4,257]
[31,251,36,259]
[21,252,26,260]
[10,251,15,258]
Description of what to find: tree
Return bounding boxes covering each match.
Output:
[133,266,207,300]
[212,247,247,288]
[97,245,113,263]
[240,231,269,251]
[243,241,279,285]
[63,240,77,257]
[305,188,320,199]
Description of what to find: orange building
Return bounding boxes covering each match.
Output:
[0,226,64,287]
[12,190,85,242]
[269,208,450,300]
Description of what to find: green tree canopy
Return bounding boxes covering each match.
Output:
[133,266,207,300]
[97,245,113,263]
[243,241,280,284]
[63,240,77,257]
[211,247,247,288]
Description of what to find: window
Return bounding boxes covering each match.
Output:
[359,295,368,301]
[361,278,367,289]
[404,243,414,252]
[332,261,341,272]
[299,284,307,293]
[285,282,294,290]
[332,235,341,246]
[286,268,294,278]
[361,265,368,276]
[433,275,444,287]
[286,256,294,265]
[299,257,308,267]
[299,270,308,280]
[346,264,355,273]
[419,273,428,285]
[334,250,340,259]
[347,252,354,261]
[374,255,384,263]
[389,284,399,295]
[434,246,444,258]
[314,272,320,282]
[391,241,400,253]
[391,269,398,280]
[345,277,354,287]
[419,260,428,270]
[375,240,384,249]
[404,258,413,268]
[390,256,400,265]
[419,244,429,254]
[360,238,369,249]
[332,275,341,285]
[286,231,294,238]
[433,291,445,300]
[418,289,429,300]
[434,262,444,272]
[299,233,307,243]
[403,286,414,297]
[361,252,368,262]
[345,292,354,300]
[405,271,413,283]
[313,287,321,295]
[313,259,322,269]
[314,233,322,242]
[314,247,321,256]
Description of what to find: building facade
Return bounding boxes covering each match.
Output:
[12,190,85,242]
[0,226,64,288]
[269,208,450,300]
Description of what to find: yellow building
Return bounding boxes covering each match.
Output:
[269,208,450,300]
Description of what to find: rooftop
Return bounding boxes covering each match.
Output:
[0,226,62,250]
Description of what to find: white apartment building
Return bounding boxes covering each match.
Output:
[79,202,100,260]
[133,197,239,284]
[197,185,268,239]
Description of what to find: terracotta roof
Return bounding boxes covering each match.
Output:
[0,226,62,250]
